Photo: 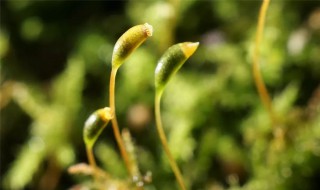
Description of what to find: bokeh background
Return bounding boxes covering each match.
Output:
[1,0,320,189]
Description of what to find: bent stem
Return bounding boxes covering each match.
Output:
[155,91,186,190]
[86,145,98,180]
[253,0,276,125]
[109,67,133,177]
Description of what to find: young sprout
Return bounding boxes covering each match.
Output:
[83,107,112,179]
[154,42,199,190]
[109,23,153,177]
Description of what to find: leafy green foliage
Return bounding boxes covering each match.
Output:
[2,56,85,189]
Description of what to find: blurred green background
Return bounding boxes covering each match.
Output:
[1,0,320,189]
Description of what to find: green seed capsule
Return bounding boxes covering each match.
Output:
[83,107,113,148]
[112,23,153,69]
[155,42,199,92]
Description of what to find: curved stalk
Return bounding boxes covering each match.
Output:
[109,23,153,178]
[155,91,186,190]
[252,0,276,124]
[109,67,133,176]
[86,145,98,180]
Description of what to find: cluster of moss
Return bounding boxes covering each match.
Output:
[1,0,320,189]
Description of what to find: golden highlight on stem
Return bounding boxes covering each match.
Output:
[252,0,275,124]
[109,68,133,176]
[155,92,186,190]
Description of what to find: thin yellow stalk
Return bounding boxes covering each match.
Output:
[253,0,276,124]
[155,91,186,190]
[86,145,98,180]
[109,68,133,176]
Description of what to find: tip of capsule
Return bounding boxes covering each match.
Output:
[98,107,113,122]
[180,42,199,58]
[143,23,153,37]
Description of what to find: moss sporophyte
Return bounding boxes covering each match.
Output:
[79,21,199,189]
[155,42,199,190]
[7,0,315,189]
[81,23,153,186]
[83,107,112,180]
[109,23,153,178]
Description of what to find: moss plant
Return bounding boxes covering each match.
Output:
[83,107,112,180]
[4,2,320,189]
[154,42,199,190]
[109,23,153,177]
[75,23,153,188]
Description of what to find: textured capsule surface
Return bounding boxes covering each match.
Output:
[112,23,153,68]
[155,42,199,92]
[83,107,112,148]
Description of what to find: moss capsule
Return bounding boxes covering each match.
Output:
[83,107,113,148]
[155,42,199,92]
[112,23,153,69]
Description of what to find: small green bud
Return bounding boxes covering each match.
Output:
[83,107,113,148]
[112,23,153,69]
[155,42,199,92]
